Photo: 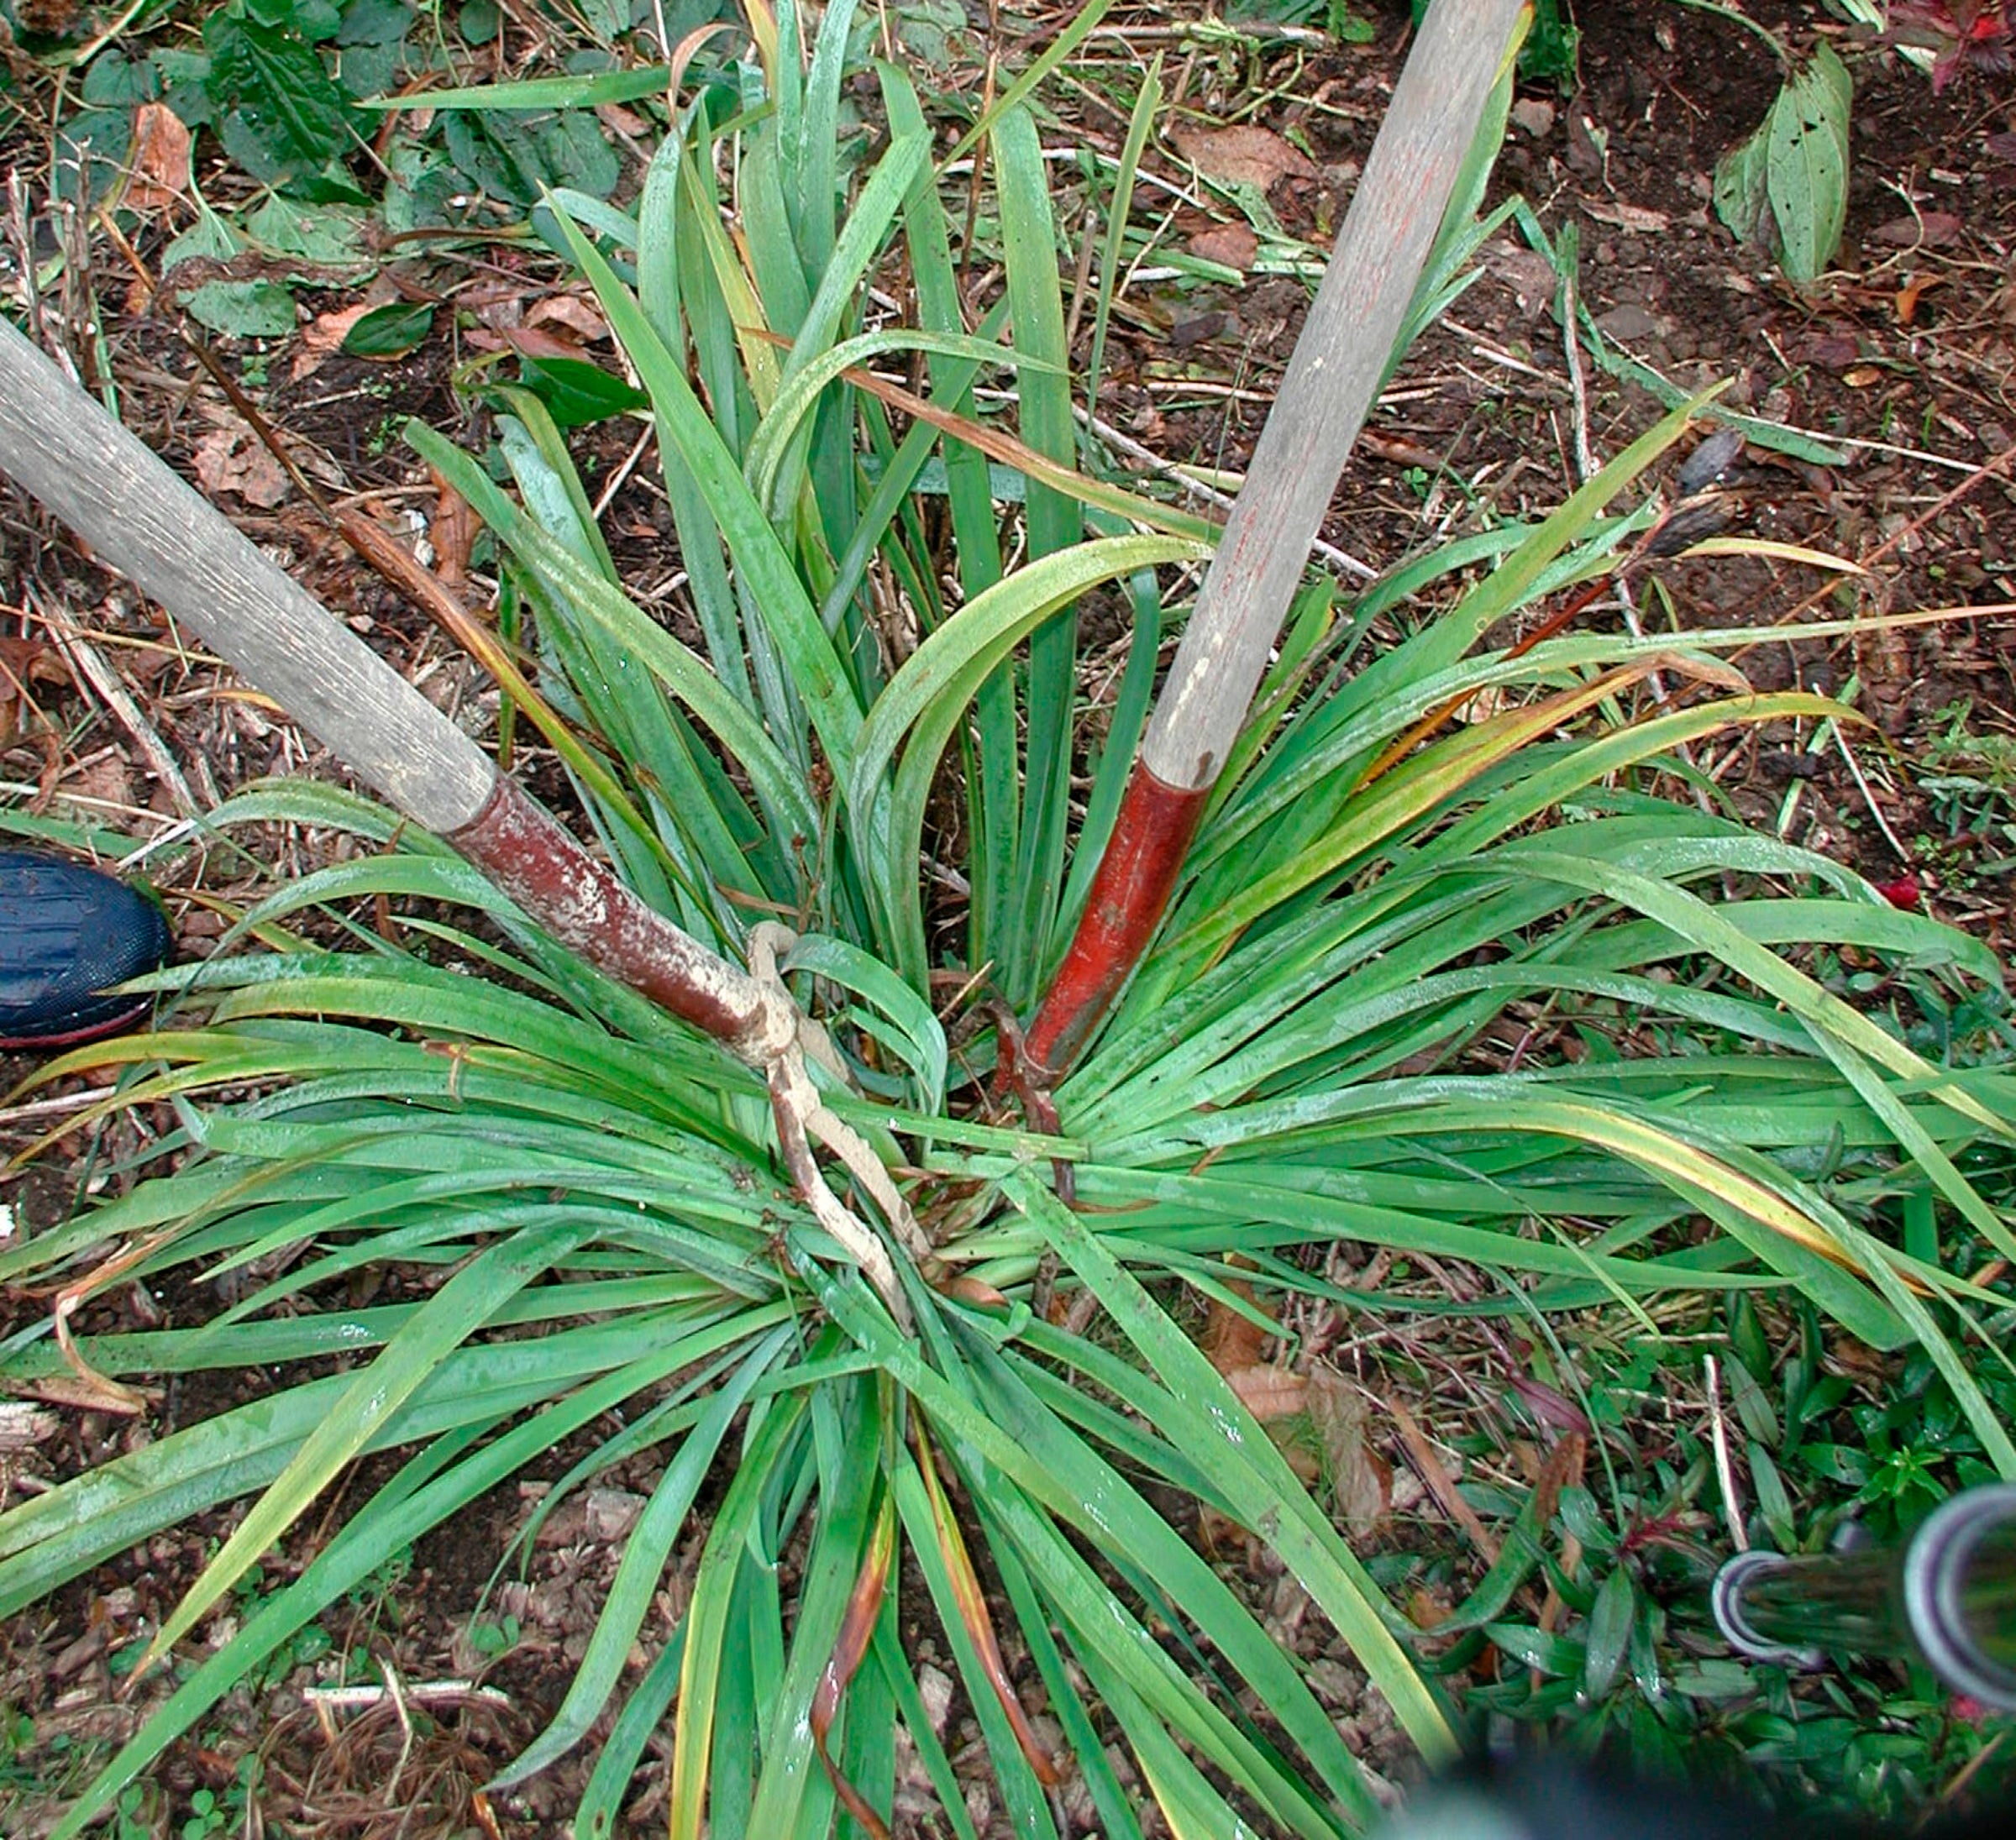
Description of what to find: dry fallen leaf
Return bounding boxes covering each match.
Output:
[1223,1363,1310,1422]
[463,278,525,326]
[0,1401,61,1455]
[525,294,612,344]
[0,636,66,748]
[465,325,593,361]
[1872,211,1963,248]
[1188,223,1260,270]
[1895,272,1942,325]
[1388,1396,1500,1561]
[1483,240,1562,316]
[1582,197,1669,233]
[940,1271,1012,1310]
[1170,123,1320,191]
[25,1371,153,1415]
[192,425,290,507]
[293,299,381,381]
[1200,1263,1272,1374]
[582,1486,648,1542]
[1410,1586,1454,1631]
[428,468,480,589]
[69,752,134,810]
[596,101,651,139]
[1306,1370,1392,1538]
[122,102,191,214]
[1360,430,1444,470]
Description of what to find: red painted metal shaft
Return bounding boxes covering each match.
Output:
[1024,762,1208,1077]
[446,777,780,1058]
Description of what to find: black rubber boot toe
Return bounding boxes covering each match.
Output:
[0,848,173,1047]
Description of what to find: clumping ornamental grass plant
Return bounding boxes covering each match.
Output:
[3,2,2014,1835]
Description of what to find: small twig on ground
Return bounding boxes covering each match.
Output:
[34,590,202,816]
[1062,200,1101,357]
[1829,719,1914,866]
[1441,318,1561,385]
[1735,436,2016,660]
[1939,1727,2011,1808]
[1561,262,1597,487]
[1089,19,1332,48]
[1704,1352,1748,1554]
[1076,401,1375,580]
[589,419,655,523]
[303,1680,512,1711]
[116,815,201,874]
[1559,261,1689,726]
[8,175,79,388]
[378,1656,417,1810]
[1386,1396,1502,1565]
[1761,427,1989,477]
[0,1085,124,1130]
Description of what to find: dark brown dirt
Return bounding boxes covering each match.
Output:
[1101,2,2015,929]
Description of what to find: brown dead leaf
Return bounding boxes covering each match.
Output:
[1168,310,1230,349]
[293,298,385,381]
[1388,1396,1499,1562]
[1872,211,1964,248]
[428,467,480,588]
[1533,1431,1587,1525]
[70,753,134,810]
[1200,1263,1272,1373]
[465,325,593,361]
[525,294,612,344]
[0,1401,60,1455]
[1581,197,1669,234]
[1631,649,1750,696]
[1483,240,1562,317]
[122,102,191,213]
[596,101,651,139]
[1360,430,1443,469]
[24,1372,154,1414]
[1188,223,1260,270]
[1803,332,1861,371]
[1410,1586,1454,1631]
[14,0,83,33]
[1170,123,1320,191]
[191,425,289,507]
[1223,1364,1310,1422]
[1457,684,1507,725]
[0,637,66,690]
[1306,1370,1392,1538]
[1196,1502,1243,1557]
[1895,272,1943,325]
[1824,1333,1891,1387]
[581,1486,647,1542]
[0,637,65,747]
[939,1271,1011,1310]
[463,278,525,326]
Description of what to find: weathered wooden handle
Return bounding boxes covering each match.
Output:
[1030,0,1529,1072]
[0,316,789,1058]
[0,316,496,833]
[1141,0,1529,789]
